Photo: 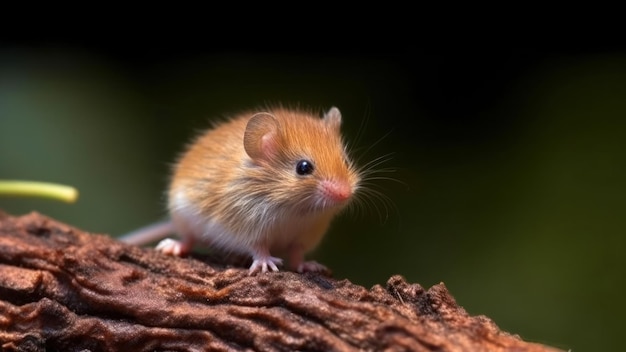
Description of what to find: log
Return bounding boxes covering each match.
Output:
[0,211,563,352]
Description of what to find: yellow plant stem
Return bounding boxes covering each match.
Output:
[0,181,79,203]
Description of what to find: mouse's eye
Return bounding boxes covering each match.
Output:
[296,159,315,176]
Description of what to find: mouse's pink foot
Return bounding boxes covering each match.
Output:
[155,238,190,257]
[297,260,328,273]
[249,254,283,274]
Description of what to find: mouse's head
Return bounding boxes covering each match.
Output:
[243,106,360,215]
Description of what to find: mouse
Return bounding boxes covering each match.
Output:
[120,106,361,274]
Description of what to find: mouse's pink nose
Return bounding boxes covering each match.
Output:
[319,180,353,203]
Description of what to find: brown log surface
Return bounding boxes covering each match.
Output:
[0,211,563,352]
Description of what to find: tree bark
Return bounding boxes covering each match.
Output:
[0,211,563,352]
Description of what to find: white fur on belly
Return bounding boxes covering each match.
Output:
[170,188,329,256]
[170,188,254,256]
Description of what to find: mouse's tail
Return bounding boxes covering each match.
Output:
[118,220,175,246]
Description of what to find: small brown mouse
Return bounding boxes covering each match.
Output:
[120,106,361,274]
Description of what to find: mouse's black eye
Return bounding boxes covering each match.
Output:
[296,159,314,175]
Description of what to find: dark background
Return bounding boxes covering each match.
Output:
[1,37,624,351]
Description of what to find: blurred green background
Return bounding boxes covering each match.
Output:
[1,45,624,351]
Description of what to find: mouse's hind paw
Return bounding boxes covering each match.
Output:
[155,238,190,257]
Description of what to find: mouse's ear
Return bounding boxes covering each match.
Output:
[323,106,342,130]
[244,112,281,161]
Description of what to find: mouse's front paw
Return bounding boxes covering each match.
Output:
[297,260,328,273]
[249,255,283,274]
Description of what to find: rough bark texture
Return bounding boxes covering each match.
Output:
[0,211,562,352]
